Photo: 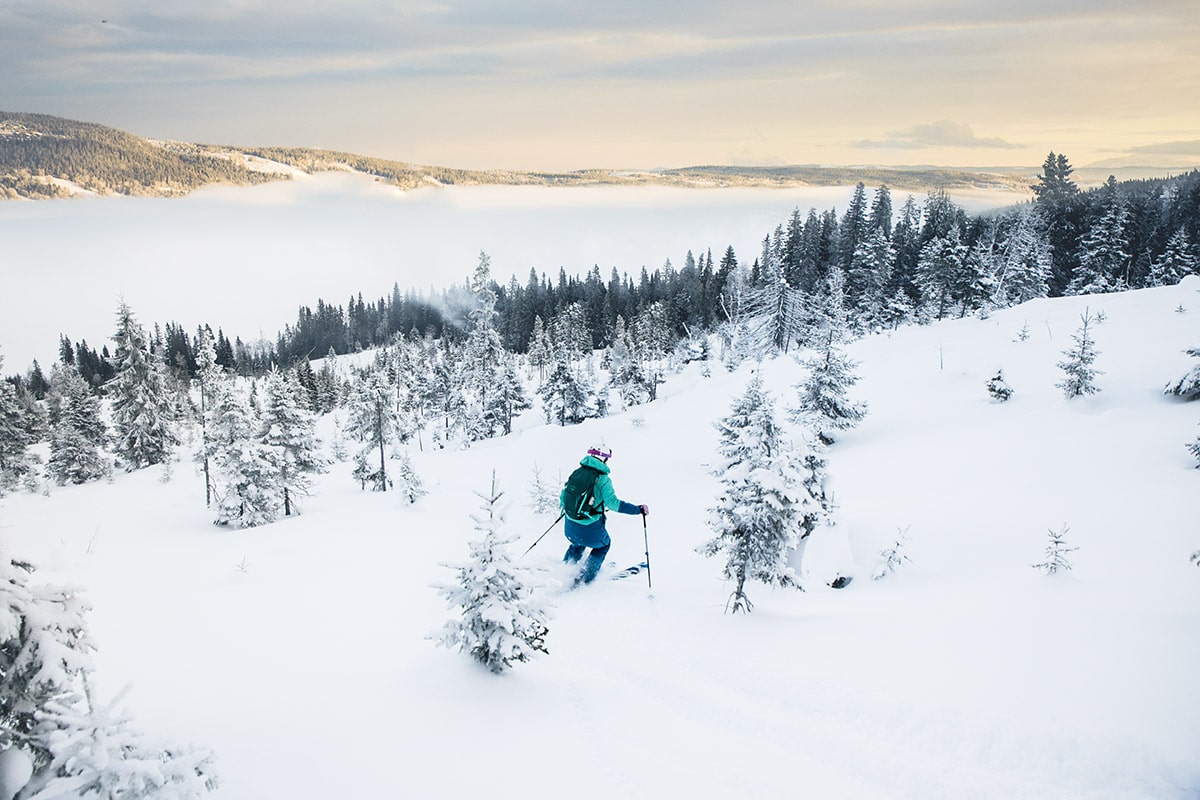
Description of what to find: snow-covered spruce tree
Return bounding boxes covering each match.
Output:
[699,376,820,613]
[1148,228,1197,287]
[993,208,1051,306]
[1056,309,1103,399]
[790,271,867,444]
[344,365,405,489]
[260,366,327,516]
[1187,423,1200,467]
[47,363,109,485]
[1032,525,1078,575]
[872,527,912,580]
[107,301,178,471]
[0,353,42,494]
[1068,177,1131,295]
[432,474,550,673]
[1164,345,1200,401]
[916,226,968,321]
[193,327,225,507]
[1,559,218,799]
[538,352,595,426]
[209,380,282,528]
[986,369,1014,402]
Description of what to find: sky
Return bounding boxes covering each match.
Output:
[3,0,1200,171]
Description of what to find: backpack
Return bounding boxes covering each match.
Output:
[562,465,602,521]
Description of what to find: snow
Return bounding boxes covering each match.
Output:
[4,282,1200,795]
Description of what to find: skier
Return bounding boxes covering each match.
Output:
[562,445,649,585]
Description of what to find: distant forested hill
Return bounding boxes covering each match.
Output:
[2,112,1044,200]
[0,112,285,198]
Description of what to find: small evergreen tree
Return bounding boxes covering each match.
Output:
[209,381,282,528]
[1187,423,1200,467]
[344,366,404,489]
[260,367,327,515]
[699,376,819,613]
[1147,228,1197,287]
[0,354,41,494]
[432,474,551,673]
[986,369,1014,402]
[107,301,177,471]
[1032,524,1078,575]
[1056,309,1103,399]
[790,273,867,443]
[872,527,912,580]
[538,355,595,426]
[47,364,109,485]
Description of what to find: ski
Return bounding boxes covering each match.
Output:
[611,561,650,580]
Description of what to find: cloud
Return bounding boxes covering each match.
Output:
[852,120,1023,150]
[1128,139,1200,156]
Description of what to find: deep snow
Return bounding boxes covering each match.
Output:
[2,278,1199,799]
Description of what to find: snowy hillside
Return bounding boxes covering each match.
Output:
[3,278,1199,799]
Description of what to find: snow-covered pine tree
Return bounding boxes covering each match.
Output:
[392,451,425,505]
[432,473,551,673]
[1056,309,1103,399]
[790,270,867,444]
[0,352,41,494]
[260,366,327,516]
[344,365,405,489]
[1032,524,1078,575]
[1164,345,1200,401]
[847,226,895,327]
[1,559,218,799]
[699,375,819,613]
[47,363,109,485]
[107,301,178,471]
[313,348,343,414]
[460,251,511,442]
[209,380,282,528]
[959,234,998,318]
[538,353,595,426]
[916,226,968,320]
[194,327,225,507]
[1148,228,1198,287]
[993,208,1051,306]
[986,369,1014,402]
[872,528,912,580]
[1187,423,1200,467]
[1068,177,1131,295]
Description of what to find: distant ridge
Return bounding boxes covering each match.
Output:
[1,111,1045,200]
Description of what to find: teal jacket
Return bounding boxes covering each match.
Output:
[561,455,640,548]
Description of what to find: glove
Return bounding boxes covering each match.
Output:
[639,504,650,516]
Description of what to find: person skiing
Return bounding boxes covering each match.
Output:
[561,444,649,585]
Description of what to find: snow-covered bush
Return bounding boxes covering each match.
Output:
[1032,525,1078,575]
[432,475,551,673]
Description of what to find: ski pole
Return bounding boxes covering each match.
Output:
[642,511,653,592]
[521,511,565,558]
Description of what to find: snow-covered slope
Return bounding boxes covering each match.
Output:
[3,278,1199,799]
